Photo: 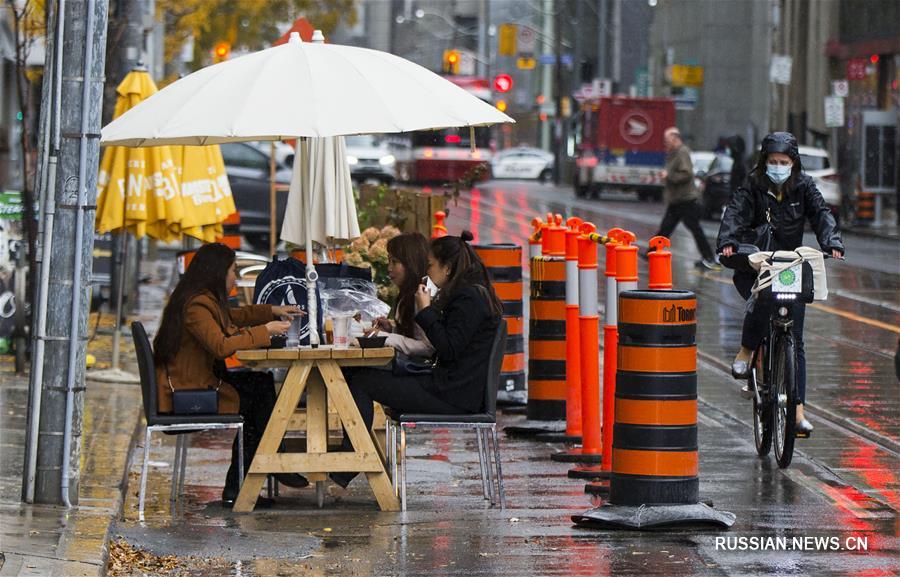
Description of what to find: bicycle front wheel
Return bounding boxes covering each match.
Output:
[751,340,772,457]
[773,334,797,468]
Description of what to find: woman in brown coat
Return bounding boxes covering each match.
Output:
[153,243,307,506]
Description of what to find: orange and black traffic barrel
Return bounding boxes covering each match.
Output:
[527,254,567,420]
[475,243,526,404]
[610,289,698,506]
[855,191,875,222]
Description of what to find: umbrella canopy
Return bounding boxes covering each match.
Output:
[100,34,513,146]
[280,134,358,249]
[96,70,182,239]
[170,145,236,242]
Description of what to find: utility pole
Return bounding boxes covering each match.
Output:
[553,0,563,184]
[540,0,554,150]
[597,0,607,80]
[32,0,110,505]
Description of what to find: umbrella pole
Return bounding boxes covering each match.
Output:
[303,137,320,347]
[269,141,277,256]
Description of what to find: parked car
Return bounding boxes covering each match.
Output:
[492,147,555,181]
[345,134,396,184]
[247,141,296,170]
[219,142,293,253]
[798,146,840,216]
[700,153,734,219]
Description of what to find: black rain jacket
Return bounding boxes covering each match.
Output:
[716,172,844,255]
[414,285,500,413]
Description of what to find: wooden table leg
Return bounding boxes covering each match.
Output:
[317,361,400,511]
[233,361,312,512]
[306,370,328,506]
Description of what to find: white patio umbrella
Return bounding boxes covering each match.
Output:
[280,136,359,250]
[101,31,514,345]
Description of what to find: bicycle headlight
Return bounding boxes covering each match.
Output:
[778,306,789,317]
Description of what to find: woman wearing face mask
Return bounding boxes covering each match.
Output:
[331,231,503,488]
[368,232,435,357]
[717,132,843,436]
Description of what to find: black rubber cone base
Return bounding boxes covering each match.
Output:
[584,481,609,497]
[568,465,611,480]
[535,432,582,444]
[498,404,527,414]
[551,448,602,463]
[504,420,566,438]
[572,503,736,530]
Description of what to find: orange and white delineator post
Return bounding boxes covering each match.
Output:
[564,226,617,470]
[432,211,449,238]
[528,217,544,260]
[599,228,626,474]
[564,217,584,438]
[648,236,673,290]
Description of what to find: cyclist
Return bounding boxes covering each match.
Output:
[717,132,843,436]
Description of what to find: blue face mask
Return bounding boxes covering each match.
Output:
[766,163,792,184]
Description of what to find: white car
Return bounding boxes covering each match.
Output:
[345,134,397,184]
[690,150,717,193]
[492,147,555,181]
[798,146,840,213]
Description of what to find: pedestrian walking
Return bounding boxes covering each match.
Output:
[651,127,721,270]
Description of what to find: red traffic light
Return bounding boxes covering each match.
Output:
[493,74,513,93]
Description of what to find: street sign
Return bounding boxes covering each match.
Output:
[516,57,536,70]
[770,55,793,85]
[832,80,849,98]
[824,96,844,128]
[669,64,704,87]
[672,86,698,110]
[517,25,536,55]
[560,54,573,66]
[635,68,650,97]
[498,23,517,57]
[539,54,555,65]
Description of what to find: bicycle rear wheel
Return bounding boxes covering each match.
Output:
[751,340,772,457]
[773,334,797,468]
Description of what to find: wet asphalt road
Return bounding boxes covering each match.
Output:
[109,180,898,576]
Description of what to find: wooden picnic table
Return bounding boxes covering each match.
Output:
[232,346,399,512]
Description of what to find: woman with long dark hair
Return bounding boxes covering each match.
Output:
[153,242,308,506]
[370,232,434,356]
[717,132,843,436]
[331,231,503,488]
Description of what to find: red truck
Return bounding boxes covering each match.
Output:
[573,96,676,202]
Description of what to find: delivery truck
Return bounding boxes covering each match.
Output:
[574,96,676,201]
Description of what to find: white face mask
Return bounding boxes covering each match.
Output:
[766,163,792,184]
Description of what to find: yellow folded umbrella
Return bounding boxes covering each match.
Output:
[96,70,183,240]
[170,144,236,242]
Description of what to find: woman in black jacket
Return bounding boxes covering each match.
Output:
[717,132,844,436]
[332,231,503,488]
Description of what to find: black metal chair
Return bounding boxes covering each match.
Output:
[131,322,244,520]
[384,319,508,511]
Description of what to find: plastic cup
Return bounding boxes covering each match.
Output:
[286,314,302,348]
[332,316,351,349]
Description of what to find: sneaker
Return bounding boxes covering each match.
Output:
[700,258,723,271]
[796,418,813,438]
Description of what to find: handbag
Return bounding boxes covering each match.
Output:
[392,351,435,377]
[167,367,219,414]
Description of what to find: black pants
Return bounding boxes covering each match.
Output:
[224,370,276,492]
[734,273,808,403]
[655,199,715,261]
[334,368,461,484]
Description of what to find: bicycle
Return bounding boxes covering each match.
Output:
[721,246,838,468]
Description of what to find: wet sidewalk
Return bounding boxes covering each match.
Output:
[0,256,174,577]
